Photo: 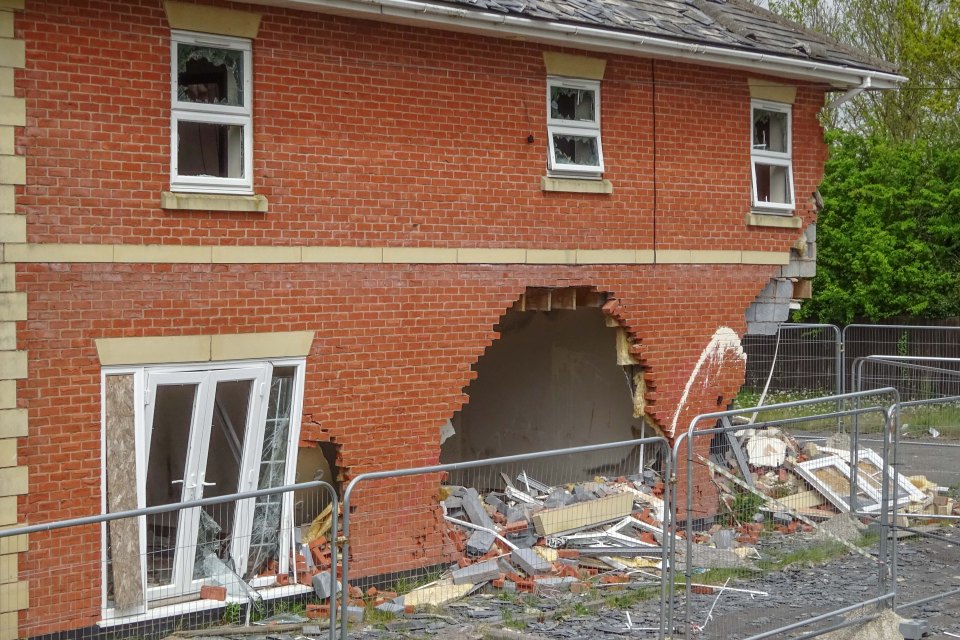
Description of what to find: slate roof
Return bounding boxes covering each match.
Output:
[432,0,897,74]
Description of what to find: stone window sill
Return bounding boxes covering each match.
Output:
[541,176,613,194]
[161,191,268,213]
[746,211,802,229]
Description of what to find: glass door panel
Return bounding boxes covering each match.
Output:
[143,378,202,594]
[192,379,253,579]
[245,368,295,578]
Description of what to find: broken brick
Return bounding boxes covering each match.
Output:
[199,585,227,601]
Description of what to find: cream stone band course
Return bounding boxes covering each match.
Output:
[6,244,791,266]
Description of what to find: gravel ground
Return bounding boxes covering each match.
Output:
[345,522,960,640]
[188,522,960,640]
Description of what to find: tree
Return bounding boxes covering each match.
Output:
[769,0,960,142]
[795,132,960,324]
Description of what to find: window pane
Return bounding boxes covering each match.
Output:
[245,368,296,579]
[177,121,244,179]
[193,379,253,579]
[177,44,244,107]
[753,108,788,153]
[553,133,599,167]
[145,384,198,589]
[755,163,792,205]
[550,86,596,122]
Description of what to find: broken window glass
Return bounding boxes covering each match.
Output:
[177,44,244,107]
[552,133,599,167]
[550,86,596,122]
[245,367,296,579]
[170,31,252,193]
[752,108,788,152]
[750,101,793,210]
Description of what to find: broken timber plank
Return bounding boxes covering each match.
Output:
[532,492,634,536]
[760,489,824,511]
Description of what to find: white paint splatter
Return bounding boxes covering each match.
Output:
[668,326,745,437]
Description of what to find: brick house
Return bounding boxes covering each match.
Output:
[0,0,900,636]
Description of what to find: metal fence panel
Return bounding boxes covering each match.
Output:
[668,390,900,639]
[740,324,841,406]
[341,437,673,640]
[852,357,960,623]
[0,481,339,640]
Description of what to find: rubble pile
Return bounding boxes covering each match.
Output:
[713,427,960,524]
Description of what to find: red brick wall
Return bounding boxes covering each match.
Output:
[11,0,828,632]
[16,0,822,249]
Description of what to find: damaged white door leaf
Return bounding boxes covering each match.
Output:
[817,446,927,505]
[794,455,880,514]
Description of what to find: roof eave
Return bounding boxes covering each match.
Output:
[245,0,907,89]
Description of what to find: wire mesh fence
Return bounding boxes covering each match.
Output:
[1,481,338,640]
[843,324,960,395]
[667,390,901,639]
[740,324,841,407]
[340,437,673,639]
[850,356,960,625]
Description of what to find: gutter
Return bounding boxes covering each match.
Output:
[250,0,906,89]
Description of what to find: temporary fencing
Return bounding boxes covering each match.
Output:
[668,389,902,639]
[852,356,960,620]
[339,436,674,639]
[0,480,339,640]
[741,323,842,404]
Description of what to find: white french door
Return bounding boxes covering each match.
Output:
[141,366,269,602]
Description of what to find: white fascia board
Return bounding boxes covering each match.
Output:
[245,0,906,89]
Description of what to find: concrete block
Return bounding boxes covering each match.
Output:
[511,548,552,576]
[0,323,13,350]
[0,215,22,243]
[466,529,496,556]
[376,601,406,615]
[461,488,496,530]
[0,382,13,410]
[0,410,24,439]
[452,559,501,585]
[899,619,928,639]
[534,576,577,592]
[311,570,340,600]
[0,293,23,322]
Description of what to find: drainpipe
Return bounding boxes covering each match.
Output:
[825,76,872,109]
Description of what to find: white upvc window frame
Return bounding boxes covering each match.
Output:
[546,76,604,179]
[99,358,306,620]
[750,99,794,213]
[170,30,253,195]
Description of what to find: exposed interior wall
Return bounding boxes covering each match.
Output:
[441,306,651,478]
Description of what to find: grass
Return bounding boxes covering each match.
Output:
[735,389,960,437]
[602,586,660,609]
[364,605,397,626]
[501,610,527,630]
[391,568,444,595]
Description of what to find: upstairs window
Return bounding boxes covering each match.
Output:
[547,77,604,178]
[751,100,794,211]
[171,31,253,194]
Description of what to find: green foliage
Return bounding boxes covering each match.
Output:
[795,132,960,324]
[221,602,242,624]
[769,0,960,143]
[729,492,765,524]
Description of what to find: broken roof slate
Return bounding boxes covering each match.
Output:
[430,0,896,74]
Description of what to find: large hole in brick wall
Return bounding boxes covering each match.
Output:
[293,441,340,527]
[441,291,660,479]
